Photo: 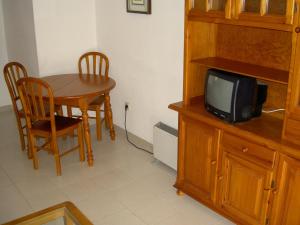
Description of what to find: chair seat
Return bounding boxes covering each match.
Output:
[88,95,105,110]
[31,116,81,136]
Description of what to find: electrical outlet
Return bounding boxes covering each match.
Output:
[125,102,129,111]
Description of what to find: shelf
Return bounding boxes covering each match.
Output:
[169,96,284,148]
[191,57,289,84]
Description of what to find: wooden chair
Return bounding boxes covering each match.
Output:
[67,51,110,140]
[3,62,63,157]
[3,62,29,153]
[17,77,85,176]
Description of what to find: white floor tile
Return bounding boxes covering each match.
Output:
[99,209,147,225]
[25,188,69,211]
[0,185,32,223]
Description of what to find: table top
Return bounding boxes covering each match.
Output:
[42,73,116,100]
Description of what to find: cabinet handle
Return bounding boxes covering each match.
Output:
[242,147,249,153]
[218,176,224,180]
[296,27,300,33]
[211,160,217,165]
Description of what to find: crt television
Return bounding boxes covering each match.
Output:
[205,69,257,123]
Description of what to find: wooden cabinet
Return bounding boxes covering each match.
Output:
[219,133,275,225]
[271,155,300,225]
[219,153,273,225]
[175,116,221,204]
[169,0,300,224]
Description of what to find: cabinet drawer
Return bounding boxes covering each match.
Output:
[222,133,276,167]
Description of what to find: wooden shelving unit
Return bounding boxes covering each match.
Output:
[191,57,289,84]
[170,0,300,224]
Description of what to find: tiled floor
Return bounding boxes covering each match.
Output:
[0,109,234,225]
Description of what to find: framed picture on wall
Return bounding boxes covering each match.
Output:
[127,0,151,14]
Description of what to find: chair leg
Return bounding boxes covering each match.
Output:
[59,106,68,140]
[29,134,39,170]
[54,154,62,176]
[104,105,109,129]
[16,117,26,151]
[78,125,85,162]
[52,140,62,176]
[26,129,33,159]
[96,107,102,141]
[67,106,75,137]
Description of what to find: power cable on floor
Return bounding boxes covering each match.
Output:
[124,107,153,155]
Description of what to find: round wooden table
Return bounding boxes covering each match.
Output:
[42,73,116,166]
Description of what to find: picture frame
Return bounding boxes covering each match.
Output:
[127,0,151,14]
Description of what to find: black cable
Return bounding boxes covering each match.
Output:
[124,108,153,154]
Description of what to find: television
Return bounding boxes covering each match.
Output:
[205,69,259,123]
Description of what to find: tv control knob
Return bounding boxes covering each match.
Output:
[295,27,300,33]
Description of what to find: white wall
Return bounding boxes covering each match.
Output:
[2,0,39,76]
[0,0,10,107]
[32,0,97,76]
[96,0,184,143]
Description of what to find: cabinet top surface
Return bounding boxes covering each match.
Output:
[169,97,284,147]
[169,97,300,158]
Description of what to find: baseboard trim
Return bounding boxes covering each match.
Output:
[0,105,12,113]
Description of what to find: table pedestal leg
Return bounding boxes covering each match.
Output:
[79,102,93,166]
[104,93,115,140]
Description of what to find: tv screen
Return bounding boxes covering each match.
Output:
[206,74,234,113]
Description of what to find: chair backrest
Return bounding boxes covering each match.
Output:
[78,51,109,79]
[17,77,56,134]
[3,62,28,112]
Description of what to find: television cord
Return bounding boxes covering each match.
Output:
[262,108,285,113]
[124,107,153,155]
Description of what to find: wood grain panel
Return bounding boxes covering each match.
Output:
[184,21,217,103]
[259,80,288,119]
[220,152,273,225]
[283,11,300,143]
[216,24,292,71]
[283,118,300,145]
[222,132,276,168]
[271,155,300,225]
[180,117,220,203]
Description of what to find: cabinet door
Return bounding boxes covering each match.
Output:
[284,15,300,144]
[219,152,273,225]
[271,155,300,225]
[176,117,220,204]
[234,0,295,24]
[190,0,231,18]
